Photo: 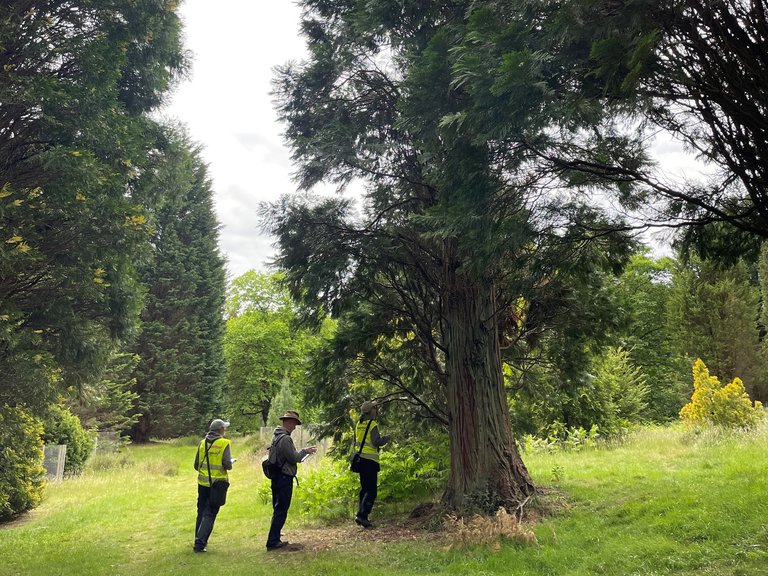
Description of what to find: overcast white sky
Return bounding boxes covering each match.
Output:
[164,0,307,281]
[164,1,703,281]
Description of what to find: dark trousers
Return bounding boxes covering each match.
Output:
[357,458,380,520]
[266,473,294,548]
[195,484,221,549]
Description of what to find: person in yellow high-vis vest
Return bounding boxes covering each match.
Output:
[193,418,233,553]
[353,401,389,528]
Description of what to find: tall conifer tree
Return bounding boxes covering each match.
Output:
[268,0,634,510]
[130,128,226,441]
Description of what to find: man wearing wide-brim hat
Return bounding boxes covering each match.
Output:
[265,410,317,551]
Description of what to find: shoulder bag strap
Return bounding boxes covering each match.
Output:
[203,439,215,486]
[271,435,300,486]
[269,435,284,465]
[356,419,374,455]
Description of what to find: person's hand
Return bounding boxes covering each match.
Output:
[306,446,317,455]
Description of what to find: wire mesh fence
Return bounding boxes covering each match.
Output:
[43,444,66,481]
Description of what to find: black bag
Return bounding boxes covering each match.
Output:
[349,419,373,473]
[349,453,363,473]
[209,480,229,506]
[261,455,282,479]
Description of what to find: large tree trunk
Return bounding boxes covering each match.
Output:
[131,411,151,443]
[441,251,534,511]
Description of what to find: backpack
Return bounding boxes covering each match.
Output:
[261,435,285,479]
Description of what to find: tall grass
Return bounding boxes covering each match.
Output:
[2,425,767,575]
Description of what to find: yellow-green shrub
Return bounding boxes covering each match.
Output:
[679,359,764,427]
[0,405,46,521]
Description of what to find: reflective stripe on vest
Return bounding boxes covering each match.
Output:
[197,438,231,486]
[355,419,379,462]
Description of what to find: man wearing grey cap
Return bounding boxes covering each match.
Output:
[193,418,233,553]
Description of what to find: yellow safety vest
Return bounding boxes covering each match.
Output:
[197,438,231,486]
[355,419,380,462]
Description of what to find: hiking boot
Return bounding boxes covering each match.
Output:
[354,516,373,528]
[266,540,289,551]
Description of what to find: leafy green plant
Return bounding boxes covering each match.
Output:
[0,405,45,521]
[551,465,565,484]
[522,424,601,455]
[377,443,448,505]
[260,442,450,520]
[289,459,359,520]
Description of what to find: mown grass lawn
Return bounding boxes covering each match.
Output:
[2,425,768,576]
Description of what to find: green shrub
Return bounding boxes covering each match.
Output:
[258,442,449,520]
[377,443,448,504]
[509,347,649,439]
[43,404,96,476]
[571,346,649,437]
[0,405,46,521]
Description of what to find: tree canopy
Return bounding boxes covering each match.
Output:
[223,271,322,430]
[0,0,187,413]
[268,0,636,510]
[456,1,768,241]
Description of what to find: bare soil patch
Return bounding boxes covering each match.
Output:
[278,515,446,552]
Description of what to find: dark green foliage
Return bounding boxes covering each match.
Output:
[676,223,764,270]
[69,352,141,439]
[0,405,45,521]
[446,0,768,258]
[0,0,187,412]
[669,257,768,403]
[610,254,690,420]
[269,0,639,508]
[130,128,227,441]
[511,346,649,440]
[42,404,95,477]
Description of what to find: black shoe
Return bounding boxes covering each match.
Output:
[266,540,289,551]
[193,546,207,553]
[354,516,373,528]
